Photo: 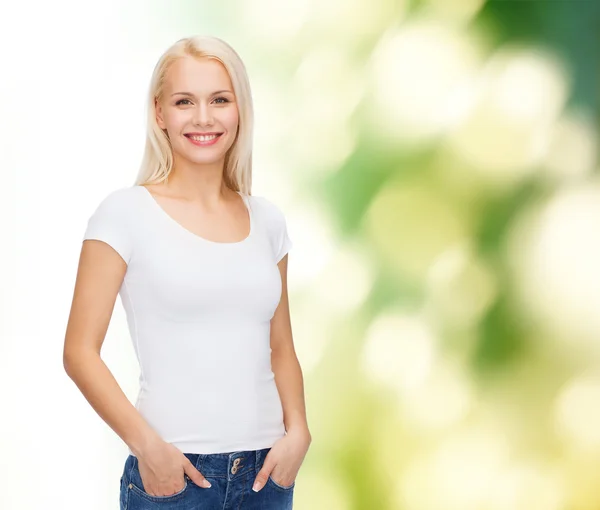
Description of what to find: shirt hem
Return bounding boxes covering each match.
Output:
[127,434,285,457]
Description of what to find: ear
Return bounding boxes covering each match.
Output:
[155,97,166,130]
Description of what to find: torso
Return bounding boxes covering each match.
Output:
[122,185,286,454]
[84,185,292,454]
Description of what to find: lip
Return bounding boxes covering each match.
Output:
[185,132,223,136]
[185,133,223,147]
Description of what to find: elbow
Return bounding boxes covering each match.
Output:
[63,351,76,376]
[63,346,98,376]
[271,344,297,361]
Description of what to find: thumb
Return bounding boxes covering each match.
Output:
[253,458,275,492]
[183,458,212,488]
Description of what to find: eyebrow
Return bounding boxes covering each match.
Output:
[171,90,233,97]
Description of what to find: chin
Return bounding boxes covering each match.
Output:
[188,155,226,165]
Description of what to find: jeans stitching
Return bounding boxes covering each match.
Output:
[236,472,248,510]
[268,475,296,491]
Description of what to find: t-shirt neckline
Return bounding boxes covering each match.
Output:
[136,185,253,246]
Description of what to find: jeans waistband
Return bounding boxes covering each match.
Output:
[172,447,271,480]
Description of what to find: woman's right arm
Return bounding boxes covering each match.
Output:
[62,239,161,457]
[63,239,211,495]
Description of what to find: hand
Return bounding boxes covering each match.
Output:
[137,439,212,496]
[252,430,311,492]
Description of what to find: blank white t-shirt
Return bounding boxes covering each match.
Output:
[82,185,293,455]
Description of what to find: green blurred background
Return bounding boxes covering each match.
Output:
[129,1,600,508]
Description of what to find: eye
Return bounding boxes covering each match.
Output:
[175,97,229,106]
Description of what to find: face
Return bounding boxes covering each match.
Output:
[155,56,239,166]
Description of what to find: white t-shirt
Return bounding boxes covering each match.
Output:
[82,185,293,455]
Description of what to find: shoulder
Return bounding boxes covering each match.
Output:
[248,194,287,222]
[91,185,139,211]
[249,194,293,262]
[84,186,141,234]
[86,186,142,224]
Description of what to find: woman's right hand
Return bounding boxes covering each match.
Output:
[137,440,212,496]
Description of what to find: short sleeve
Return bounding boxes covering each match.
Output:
[82,189,133,264]
[275,211,293,263]
[263,199,293,263]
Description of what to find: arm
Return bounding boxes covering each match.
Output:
[62,240,161,457]
[252,253,311,492]
[270,254,311,444]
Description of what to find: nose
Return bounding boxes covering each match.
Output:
[193,101,213,126]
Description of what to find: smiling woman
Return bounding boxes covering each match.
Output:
[63,35,311,510]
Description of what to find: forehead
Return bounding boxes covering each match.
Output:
[164,56,233,92]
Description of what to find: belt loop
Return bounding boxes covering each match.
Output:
[196,453,205,472]
[255,449,260,472]
[128,456,137,484]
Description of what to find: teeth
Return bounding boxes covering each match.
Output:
[189,134,219,142]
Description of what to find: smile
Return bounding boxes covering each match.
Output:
[185,133,223,146]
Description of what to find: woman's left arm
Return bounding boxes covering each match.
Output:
[252,254,311,492]
[271,253,311,441]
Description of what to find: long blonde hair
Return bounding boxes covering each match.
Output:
[134,35,254,194]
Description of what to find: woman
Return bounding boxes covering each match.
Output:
[63,35,311,509]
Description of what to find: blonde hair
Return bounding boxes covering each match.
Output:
[134,35,254,194]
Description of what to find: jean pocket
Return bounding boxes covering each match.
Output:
[127,478,189,502]
[267,474,296,491]
[125,456,190,503]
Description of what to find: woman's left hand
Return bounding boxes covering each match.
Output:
[252,429,311,492]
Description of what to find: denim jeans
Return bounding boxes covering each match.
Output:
[119,447,295,509]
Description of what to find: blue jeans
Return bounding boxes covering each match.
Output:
[120,447,295,509]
